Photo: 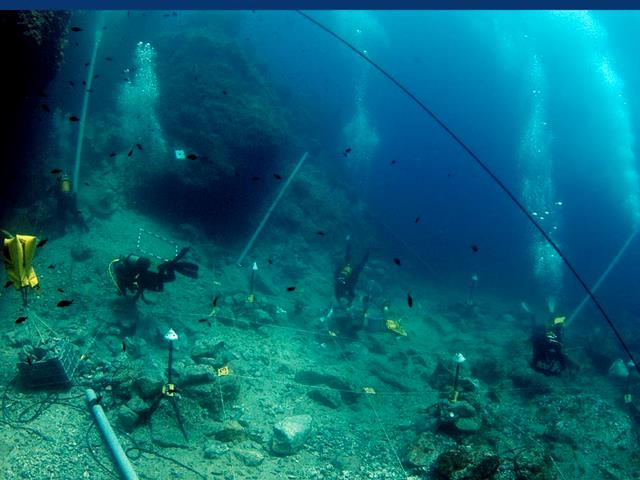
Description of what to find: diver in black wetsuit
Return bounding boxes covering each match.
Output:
[110,247,199,303]
[530,316,567,376]
[334,236,369,307]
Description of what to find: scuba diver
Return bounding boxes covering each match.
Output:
[109,247,199,303]
[56,174,89,232]
[334,235,369,307]
[530,315,567,376]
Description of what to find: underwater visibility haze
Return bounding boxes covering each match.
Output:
[1,9,640,479]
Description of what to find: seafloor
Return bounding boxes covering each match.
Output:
[0,199,639,480]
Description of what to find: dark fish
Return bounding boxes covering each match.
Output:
[86,89,93,93]
[123,78,129,82]
[26,357,32,365]
[83,64,89,69]
[286,286,296,292]
[57,288,64,292]
[172,11,177,16]
[267,259,273,265]
[93,74,99,80]
[57,299,73,307]
[344,147,352,154]
[136,143,143,150]
[316,231,325,236]
[122,341,126,352]
[407,293,413,308]
[198,318,208,323]
[186,154,198,160]
[415,216,420,224]
[70,26,82,32]
[4,280,13,288]
[471,244,479,253]
[222,89,228,95]
[50,168,62,174]
[36,238,48,248]
[105,56,113,61]
[273,173,282,180]
[213,294,220,307]
[391,160,397,165]
[40,104,50,112]
[69,116,79,122]
[393,258,401,266]
[251,176,260,181]
[109,152,117,157]
[84,182,89,186]
[15,316,27,324]
[127,148,133,157]
[69,81,75,86]
[48,265,55,269]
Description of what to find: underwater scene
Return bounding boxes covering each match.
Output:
[1,9,640,479]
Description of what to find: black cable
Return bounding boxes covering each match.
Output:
[297,10,640,376]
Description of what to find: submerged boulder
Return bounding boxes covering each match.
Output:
[270,414,313,455]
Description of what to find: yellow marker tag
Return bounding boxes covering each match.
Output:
[385,319,407,336]
[553,316,566,325]
[162,383,176,397]
[624,393,632,404]
[363,387,376,394]
[328,330,337,337]
[217,365,230,377]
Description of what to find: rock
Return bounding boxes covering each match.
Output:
[214,420,246,443]
[173,362,217,386]
[454,417,481,433]
[133,374,164,400]
[434,445,499,480]
[271,414,313,455]
[437,400,482,435]
[608,359,629,378]
[368,360,411,391]
[331,453,361,472]
[204,441,229,459]
[403,432,451,469]
[307,388,342,409]
[294,370,358,404]
[233,447,264,466]
[127,394,151,416]
[149,400,189,448]
[116,405,139,433]
[189,376,240,418]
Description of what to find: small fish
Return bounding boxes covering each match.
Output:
[198,318,208,323]
[273,173,282,180]
[57,288,64,292]
[105,56,113,61]
[222,89,228,95]
[15,316,28,324]
[267,259,273,264]
[344,147,352,154]
[251,176,260,181]
[4,281,13,288]
[123,77,129,82]
[136,143,143,150]
[471,244,479,253]
[48,265,55,269]
[69,80,75,86]
[407,293,413,308]
[316,231,325,236]
[286,286,296,292]
[127,148,133,157]
[391,160,397,165]
[70,26,82,32]
[393,258,401,266]
[36,238,48,248]
[109,152,117,157]
[213,294,220,307]
[40,104,50,112]
[57,299,73,307]
[122,340,126,352]
[415,216,420,224]
[84,182,89,186]
[69,115,79,122]
[26,357,32,365]
[50,168,62,174]
[86,89,93,93]
[186,153,198,160]
[93,74,99,80]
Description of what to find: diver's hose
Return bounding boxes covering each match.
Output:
[85,389,139,480]
[297,11,640,376]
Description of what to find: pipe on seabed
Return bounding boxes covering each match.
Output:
[85,389,139,480]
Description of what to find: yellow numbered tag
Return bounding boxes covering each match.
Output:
[217,365,230,377]
[363,387,376,394]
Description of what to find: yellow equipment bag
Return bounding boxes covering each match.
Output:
[2,234,39,289]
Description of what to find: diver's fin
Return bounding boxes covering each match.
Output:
[174,261,199,279]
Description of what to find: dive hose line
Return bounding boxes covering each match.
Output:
[297,11,640,376]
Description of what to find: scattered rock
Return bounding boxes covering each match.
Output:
[434,445,499,480]
[133,374,164,400]
[307,388,342,409]
[294,370,358,404]
[271,414,312,455]
[204,441,229,459]
[189,377,240,418]
[233,447,264,467]
[403,432,452,469]
[214,420,246,443]
[149,400,189,448]
[116,405,138,433]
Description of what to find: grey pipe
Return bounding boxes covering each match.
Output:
[85,389,139,480]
